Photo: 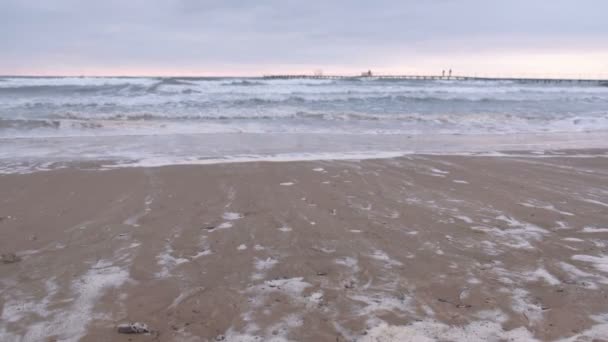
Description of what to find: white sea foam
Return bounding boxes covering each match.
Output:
[1,278,58,324]
[216,222,233,229]
[520,201,574,216]
[558,262,608,289]
[361,320,537,342]
[156,245,190,278]
[335,256,359,272]
[5,260,130,342]
[278,225,292,232]
[524,267,560,285]
[369,250,403,267]
[455,215,473,224]
[511,288,544,322]
[582,227,608,233]
[556,313,608,342]
[471,215,548,251]
[264,277,311,296]
[572,254,608,273]
[254,258,278,271]
[562,237,584,242]
[223,212,242,220]
[430,168,449,174]
[192,250,212,258]
[582,199,608,207]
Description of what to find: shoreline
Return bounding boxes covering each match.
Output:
[1,131,607,174]
[1,150,608,341]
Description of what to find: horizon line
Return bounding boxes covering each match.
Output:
[2,73,608,82]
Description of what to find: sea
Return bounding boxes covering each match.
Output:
[1,76,607,172]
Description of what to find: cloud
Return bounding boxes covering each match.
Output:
[1,0,607,75]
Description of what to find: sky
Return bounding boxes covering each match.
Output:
[1,0,607,77]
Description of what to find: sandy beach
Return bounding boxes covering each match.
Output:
[0,150,607,341]
[3,0,608,340]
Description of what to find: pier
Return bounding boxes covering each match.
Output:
[263,74,608,85]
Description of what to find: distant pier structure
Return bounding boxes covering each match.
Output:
[263,72,608,85]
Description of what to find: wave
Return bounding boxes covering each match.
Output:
[0,83,149,96]
[2,113,607,141]
[6,94,538,107]
[0,79,204,96]
[147,78,196,91]
[2,76,607,100]
[221,80,265,86]
[0,118,62,130]
[3,110,606,127]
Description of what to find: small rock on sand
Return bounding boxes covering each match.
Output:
[1,253,21,264]
[117,322,150,334]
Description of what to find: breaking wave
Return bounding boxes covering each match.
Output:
[1,76,608,139]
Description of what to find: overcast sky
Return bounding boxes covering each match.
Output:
[1,0,607,77]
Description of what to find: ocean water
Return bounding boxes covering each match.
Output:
[1,76,607,171]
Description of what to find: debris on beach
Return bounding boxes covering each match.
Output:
[117,322,151,334]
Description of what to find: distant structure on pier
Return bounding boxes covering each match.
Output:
[361,70,373,77]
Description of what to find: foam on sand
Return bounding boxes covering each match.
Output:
[156,244,190,278]
[556,313,608,342]
[582,227,608,233]
[523,267,560,285]
[558,262,608,290]
[430,168,449,175]
[470,215,549,251]
[1,278,58,324]
[222,212,243,220]
[216,221,233,229]
[264,277,311,296]
[562,237,584,242]
[572,254,608,273]
[251,257,279,280]
[369,249,403,267]
[455,215,473,224]
[255,257,278,271]
[582,198,608,207]
[360,320,537,342]
[349,292,412,318]
[6,260,130,342]
[278,225,292,232]
[520,200,574,216]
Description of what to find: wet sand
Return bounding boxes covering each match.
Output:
[1,150,608,341]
